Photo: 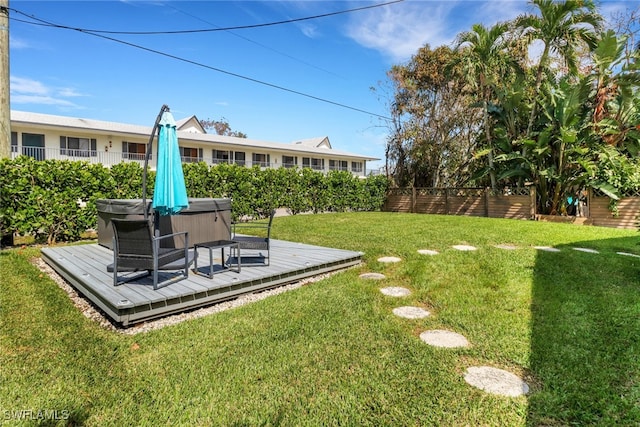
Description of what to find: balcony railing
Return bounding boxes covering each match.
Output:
[10,147,366,176]
[181,155,202,163]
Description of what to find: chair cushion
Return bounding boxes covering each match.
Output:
[109,248,193,272]
[233,236,269,250]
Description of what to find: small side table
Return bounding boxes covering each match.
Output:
[194,240,241,279]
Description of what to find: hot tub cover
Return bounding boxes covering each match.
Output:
[97,198,231,215]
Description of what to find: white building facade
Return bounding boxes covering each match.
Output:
[10,111,377,176]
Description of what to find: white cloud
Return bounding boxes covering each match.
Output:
[473,0,530,25]
[600,1,640,30]
[11,94,79,108]
[9,36,30,50]
[10,76,84,108]
[345,1,459,62]
[297,22,320,38]
[57,87,86,98]
[345,1,532,63]
[10,76,49,96]
[527,39,545,67]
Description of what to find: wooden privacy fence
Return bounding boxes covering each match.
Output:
[589,188,640,229]
[383,187,535,220]
[383,187,640,229]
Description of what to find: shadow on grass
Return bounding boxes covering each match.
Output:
[528,236,640,425]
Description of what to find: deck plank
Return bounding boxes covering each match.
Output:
[42,239,362,326]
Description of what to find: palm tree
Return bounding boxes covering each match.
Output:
[517,0,603,137]
[591,29,640,148]
[456,22,519,190]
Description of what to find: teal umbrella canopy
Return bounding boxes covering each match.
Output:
[152,110,189,216]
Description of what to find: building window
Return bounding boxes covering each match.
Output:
[60,136,97,157]
[23,133,45,160]
[180,146,202,163]
[329,159,348,171]
[234,151,246,166]
[212,149,230,164]
[11,132,17,153]
[252,153,270,167]
[282,155,297,168]
[351,161,363,173]
[122,141,147,160]
[302,157,324,171]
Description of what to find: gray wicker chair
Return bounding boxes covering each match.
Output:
[107,218,194,289]
[231,210,276,266]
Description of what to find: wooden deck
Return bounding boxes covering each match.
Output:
[41,239,362,326]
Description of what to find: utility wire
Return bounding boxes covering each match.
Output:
[11,0,403,35]
[9,8,393,121]
[166,3,345,79]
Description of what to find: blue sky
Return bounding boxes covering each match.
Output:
[8,0,639,169]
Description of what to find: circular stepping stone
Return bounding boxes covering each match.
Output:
[534,246,561,252]
[494,244,517,250]
[417,249,439,256]
[419,330,469,348]
[378,256,402,263]
[393,306,430,319]
[452,245,477,251]
[359,272,386,280]
[464,366,529,397]
[573,247,599,254]
[617,252,640,258]
[380,287,411,297]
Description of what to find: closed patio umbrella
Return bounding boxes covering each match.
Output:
[152,108,189,216]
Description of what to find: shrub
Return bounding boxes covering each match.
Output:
[0,157,390,243]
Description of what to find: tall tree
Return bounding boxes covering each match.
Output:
[517,0,603,137]
[590,30,640,149]
[456,22,520,190]
[609,4,640,66]
[200,117,247,138]
[387,45,481,187]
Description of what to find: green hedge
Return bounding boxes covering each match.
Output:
[0,157,389,244]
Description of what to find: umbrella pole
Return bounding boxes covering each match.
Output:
[142,104,170,221]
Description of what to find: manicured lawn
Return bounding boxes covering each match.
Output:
[1,213,639,425]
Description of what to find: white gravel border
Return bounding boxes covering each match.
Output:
[32,257,355,335]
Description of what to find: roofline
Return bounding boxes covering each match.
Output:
[10,110,379,161]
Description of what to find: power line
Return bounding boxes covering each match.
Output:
[12,1,403,35]
[166,3,345,79]
[9,6,393,121]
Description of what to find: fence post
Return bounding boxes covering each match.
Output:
[528,183,536,219]
[412,187,416,214]
[445,188,450,215]
[484,187,490,217]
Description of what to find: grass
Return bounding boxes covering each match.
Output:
[1,212,639,426]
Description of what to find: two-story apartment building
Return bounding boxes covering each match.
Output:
[9,111,378,176]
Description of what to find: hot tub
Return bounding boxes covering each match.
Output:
[97,198,232,249]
